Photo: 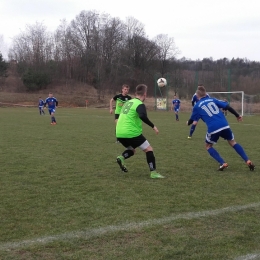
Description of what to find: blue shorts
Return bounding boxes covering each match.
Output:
[39,106,43,110]
[205,128,234,144]
[48,108,56,115]
[174,107,180,112]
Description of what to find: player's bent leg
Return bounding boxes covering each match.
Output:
[116,141,135,172]
[50,112,57,125]
[206,143,228,171]
[228,140,255,171]
[116,156,128,172]
[175,112,179,121]
[188,122,197,138]
[142,143,164,179]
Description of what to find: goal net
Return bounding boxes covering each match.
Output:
[207,91,245,116]
[244,94,258,115]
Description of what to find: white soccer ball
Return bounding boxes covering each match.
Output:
[157,78,167,88]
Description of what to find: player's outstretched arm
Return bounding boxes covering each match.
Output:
[136,104,157,133]
[225,105,242,121]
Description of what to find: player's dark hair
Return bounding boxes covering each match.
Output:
[122,84,129,89]
[136,84,147,96]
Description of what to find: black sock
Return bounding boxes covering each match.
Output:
[122,150,134,159]
[146,151,156,171]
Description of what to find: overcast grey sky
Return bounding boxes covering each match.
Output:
[0,0,260,61]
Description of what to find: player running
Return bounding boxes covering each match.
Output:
[38,97,45,115]
[110,84,131,142]
[171,95,181,121]
[187,85,255,171]
[116,84,164,179]
[44,92,58,125]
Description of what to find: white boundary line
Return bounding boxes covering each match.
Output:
[1,202,260,251]
[235,253,260,260]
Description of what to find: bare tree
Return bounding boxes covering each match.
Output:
[154,34,179,76]
[98,16,126,90]
[69,10,101,83]
[10,22,53,67]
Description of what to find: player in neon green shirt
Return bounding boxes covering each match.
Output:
[116,84,164,179]
[110,84,131,142]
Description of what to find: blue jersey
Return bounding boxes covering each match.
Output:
[45,97,58,109]
[38,99,44,107]
[192,93,210,106]
[172,99,181,109]
[190,97,229,134]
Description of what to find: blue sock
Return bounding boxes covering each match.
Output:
[51,116,54,122]
[207,147,225,164]
[233,143,248,162]
[176,114,179,120]
[189,125,196,137]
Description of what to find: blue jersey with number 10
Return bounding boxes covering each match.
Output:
[190,97,229,134]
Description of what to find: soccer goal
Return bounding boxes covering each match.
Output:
[207,91,245,116]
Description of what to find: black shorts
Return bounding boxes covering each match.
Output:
[115,114,120,120]
[117,134,148,149]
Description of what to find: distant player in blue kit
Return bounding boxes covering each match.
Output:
[187,85,255,171]
[38,97,45,115]
[171,95,181,121]
[44,92,58,125]
[188,90,210,139]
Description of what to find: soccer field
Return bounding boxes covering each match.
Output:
[1,107,260,259]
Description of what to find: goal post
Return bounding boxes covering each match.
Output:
[207,91,244,116]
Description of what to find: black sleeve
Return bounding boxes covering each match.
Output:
[225,105,239,117]
[56,101,58,107]
[187,119,194,125]
[136,104,154,128]
[192,101,195,107]
[113,95,119,101]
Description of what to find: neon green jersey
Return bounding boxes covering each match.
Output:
[116,98,143,138]
[113,94,132,114]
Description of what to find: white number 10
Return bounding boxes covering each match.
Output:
[201,102,219,117]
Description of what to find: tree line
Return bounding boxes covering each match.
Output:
[1,10,260,98]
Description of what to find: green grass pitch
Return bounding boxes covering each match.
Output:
[1,107,260,259]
